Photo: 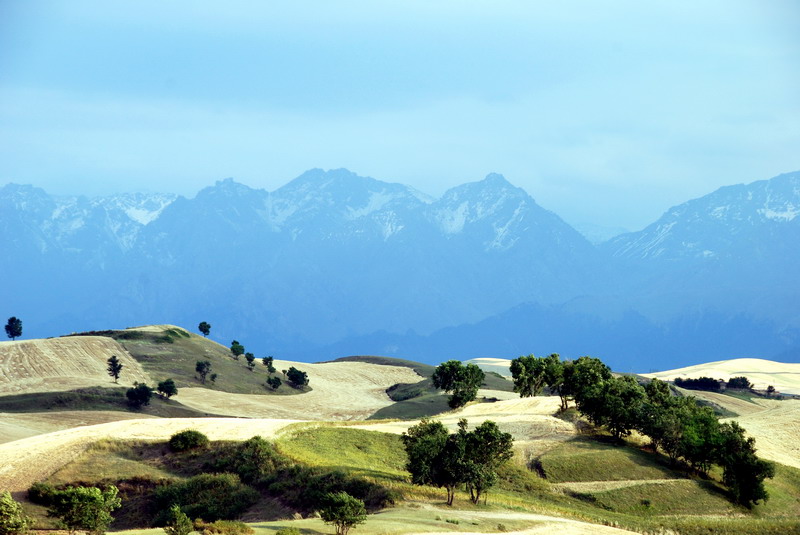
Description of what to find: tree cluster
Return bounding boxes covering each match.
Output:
[286,366,308,388]
[510,354,774,507]
[45,485,121,534]
[126,383,154,408]
[401,418,513,505]
[674,376,722,391]
[431,360,485,408]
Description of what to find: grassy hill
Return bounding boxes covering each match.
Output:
[68,326,305,396]
[333,355,514,420]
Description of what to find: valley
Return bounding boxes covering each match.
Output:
[1,325,799,535]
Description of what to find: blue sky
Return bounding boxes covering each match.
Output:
[1,1,798,230]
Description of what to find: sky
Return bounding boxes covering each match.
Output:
[0,1,798,231]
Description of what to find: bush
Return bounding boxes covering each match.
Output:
[194,519,253,535]
[154,473,258,522]
[163,504,193,535]
[169,430,210,452]
[46,485,121,535]
[27,482,55,505]
[286,367,308,388]
[0,491,32,535]
[210,436,284,483]
[126,383,154,408]
[318,492,366,535]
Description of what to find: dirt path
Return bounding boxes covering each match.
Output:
[0,337,150,395]
[175,360,423,420]
[0,417,302,492]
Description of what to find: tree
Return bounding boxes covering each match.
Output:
[542,354,569,410]
[266,376,281,390]
[195,360,211,384]
[157,378,178,399]
[286,366,308,388]
[106,356,123,384]
[581,375,646,440]
[431,360,485,409]
[47,485,121,535]
[126,383,153,408]
[210,373,218,384]
[230,340,245,360]
[402,418,513,506]
[245,352,256,371]
[566,356,612,410]
[4,317,22,341]
[318,491,366,535]
[727,376,752,390]
[463,420,514,504]
[163,504,192,535]
[263,356,276,373]
[510,355,547,397]
[0,491,31,535]
[198,322,211,337]
[766,385,776,397]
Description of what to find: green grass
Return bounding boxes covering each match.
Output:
[539,437,684,483]
[588,479,737,515]
[0,386,215,417]
[69,327,306,396]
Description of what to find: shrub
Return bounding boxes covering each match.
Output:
[210,436,284,483]
[154,473,258,522]
[318,492,366,535]
[0,491,32,535]
[126,383,154,408]
[27,482,55,505]
[163,504,192,535]
[46,485,121,535]
[194,519,253,535]
[169,430,210,452]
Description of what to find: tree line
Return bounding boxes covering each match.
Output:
[510,354,775,507]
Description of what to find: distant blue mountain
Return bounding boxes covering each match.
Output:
[1,169,798,370]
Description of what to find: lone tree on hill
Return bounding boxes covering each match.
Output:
[245,352,256,371]
[195,360,212,384]
[263,356,276,373]
[4,317,22,341]
[106,355,123,384]
[431,360,485,408]
[318,491,366,535]
[286,367,308,388]
[230,340,245,360]
[157,378,178,399]
[198,321,211,337]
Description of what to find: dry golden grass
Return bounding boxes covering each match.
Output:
[0,337,151,394]
[643,357,800,395]
[174,359,423,420]
[0,410,159,444]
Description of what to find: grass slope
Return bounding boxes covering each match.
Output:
[334,356,514,420]
[0,386,215,418]
[70,326,305,396]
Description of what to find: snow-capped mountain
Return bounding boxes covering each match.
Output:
[1,168,798,369]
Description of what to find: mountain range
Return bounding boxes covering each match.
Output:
[2,168,798,371]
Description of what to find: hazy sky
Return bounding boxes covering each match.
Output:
[1,1,798,230]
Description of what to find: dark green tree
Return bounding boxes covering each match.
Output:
[230,340,245,360]
[287,367,308,387]
[263,356,276,373]
[198,322,211,337]
[4,317,22,341]
[209,373,218,384]
[716,421,775,507]
[401,419,449,488]
[46,485,121,535]
[162,504,192,535]
[431,360,485,409]
[727,376,752,390]
[106,355,123,384]
[509,355,547,397]
[0,490,32,535]
[318,491,366,535]
[266,376,282,390]
[195,360,211,384]
[463,420,514,503]
[245,352,256,371]
[126,383,153,408]
[582,376,646,439]
[157,378,178,399]
[566,356,612,410]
